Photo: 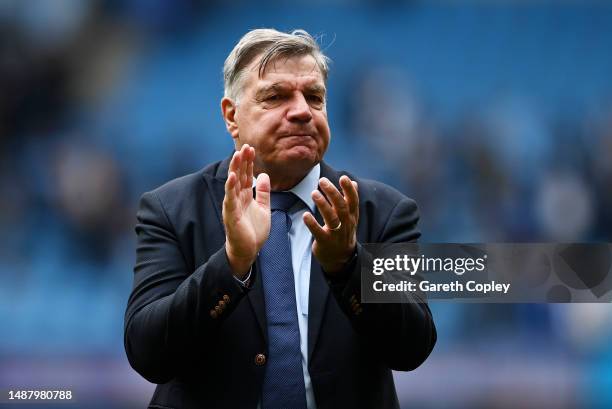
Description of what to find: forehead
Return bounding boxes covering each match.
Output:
[244,54,325,91]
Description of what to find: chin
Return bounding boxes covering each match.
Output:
[282,145,317,160]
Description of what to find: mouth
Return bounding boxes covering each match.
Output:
[282,134,314,140]
[280,134,317,150]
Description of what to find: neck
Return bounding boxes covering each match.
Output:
[258,165,313,191]
[269,172,306,191]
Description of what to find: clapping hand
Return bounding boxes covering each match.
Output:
[303,176,359,275]
[223,144,271,278]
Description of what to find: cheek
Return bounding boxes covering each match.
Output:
[316,116,331,148]
[252,112,281,135]
[240,113,273,144]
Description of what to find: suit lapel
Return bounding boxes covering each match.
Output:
[307,207,329,360]
[247,258,268,344]
[308,161,345,360]
[209,156,268,344]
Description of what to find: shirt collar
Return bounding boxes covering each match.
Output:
[252,164,320,213]
[288,164,319,213]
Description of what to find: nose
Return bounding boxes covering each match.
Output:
[286,93,312,123]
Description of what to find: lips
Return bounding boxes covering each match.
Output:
[286,134,312,139]
[283,135,316,144]
[281,134,316,148]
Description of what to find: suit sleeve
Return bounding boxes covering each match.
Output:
[327,197,437,371]
[124,191,249,384]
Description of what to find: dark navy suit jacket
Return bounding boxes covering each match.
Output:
[124,157,436,409]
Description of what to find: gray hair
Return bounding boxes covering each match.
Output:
[223,28,331,102]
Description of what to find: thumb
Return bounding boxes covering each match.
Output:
[255,172,271,208]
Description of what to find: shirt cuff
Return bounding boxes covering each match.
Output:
[233,266,253,288]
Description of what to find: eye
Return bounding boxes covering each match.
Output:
[264,93,288,103]
[307,94,324,105]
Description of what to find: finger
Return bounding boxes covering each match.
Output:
[312,189,340,229]
[340,176,359,216]
[229,150,240,175]
[239,145,249,188]
[224,171,238,212]
[246,146,254,185]
[255,172,270,209]
[319,177,350,222]
[229,150,242,194]
[303,211,327,242]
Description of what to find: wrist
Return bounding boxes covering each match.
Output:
[322,246,357,275]
[226,242,255,279]
[325,250,358,287]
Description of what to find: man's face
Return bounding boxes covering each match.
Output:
[223,54,331,180]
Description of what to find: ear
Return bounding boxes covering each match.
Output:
[221,97,240,140]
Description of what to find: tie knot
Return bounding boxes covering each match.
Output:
[270,192,299,212]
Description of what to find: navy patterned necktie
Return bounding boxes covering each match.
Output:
[260,192,307,409]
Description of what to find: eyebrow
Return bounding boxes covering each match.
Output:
[255,82,326,100]
[304,84,326,95]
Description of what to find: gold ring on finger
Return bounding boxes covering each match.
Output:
[329,221,342,231]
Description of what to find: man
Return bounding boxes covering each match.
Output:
[124,28,436,409]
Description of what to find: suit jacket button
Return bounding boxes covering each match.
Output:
[254,353,266,366]
[210,310,218,319]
